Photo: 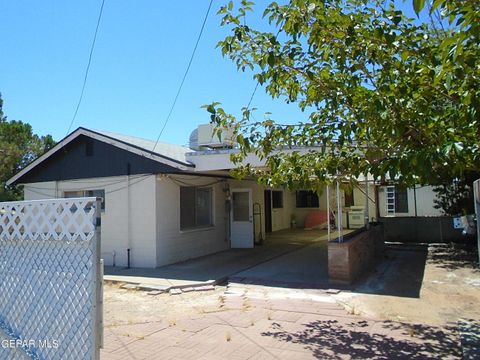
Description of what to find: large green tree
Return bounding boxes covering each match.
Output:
[207,0,479,190]
[0,95,55,200]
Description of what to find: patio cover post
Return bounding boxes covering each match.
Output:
[326,185,331,242]
[365,175,370,228]
[336,180,343,242]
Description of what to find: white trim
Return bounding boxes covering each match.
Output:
[179,226,216,234]
[7,128,192,186]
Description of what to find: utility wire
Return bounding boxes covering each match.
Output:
[152,0,214,152]
[246,82,260,110]
[66,0,106,135]
[243,2,293,112]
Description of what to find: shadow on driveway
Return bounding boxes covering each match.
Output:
[350,244,428,298]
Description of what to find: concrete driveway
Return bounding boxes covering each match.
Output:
[104,229,350,289]
[230,240,330,288]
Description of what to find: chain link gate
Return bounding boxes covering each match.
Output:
[0,197,103,360]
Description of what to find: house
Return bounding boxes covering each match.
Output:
[377,185,442,217]
[7,127,442,268]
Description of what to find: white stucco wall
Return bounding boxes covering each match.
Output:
[24,175,440,268]
[23,181,57,200]
[155,175,230,267]
[23,174,158,268]
[227,179,286,238]
[351,184,378,222]
[378,185,442,217]
[415,186,443,216]
[270,189,293,232]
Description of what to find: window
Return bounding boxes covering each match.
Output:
[296,190,319,208]
[232,191,249,221]
[180,186,213,230]
[395,188,409,213]
[64,190,84,198]
[64,189,105,210]
[272,191,283,208]
[344,188,354,207]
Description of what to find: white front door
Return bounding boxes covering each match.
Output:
[230,189,253,248]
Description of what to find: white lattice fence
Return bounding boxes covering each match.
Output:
[0,197,102,360]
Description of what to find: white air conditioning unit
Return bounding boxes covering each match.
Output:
[348,206,365,229]
[197,124,236,148]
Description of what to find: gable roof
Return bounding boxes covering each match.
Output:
[7,127,194,186]
[94,129,193,165]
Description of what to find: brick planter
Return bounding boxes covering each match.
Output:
[328,223,384,284]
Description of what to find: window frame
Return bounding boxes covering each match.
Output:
[295,190,319,208]
[63,189,106,211]
[180,186,214,231]
[394,188,409,213]
[271,190,284,209]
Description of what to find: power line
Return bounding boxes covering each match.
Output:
[152,0,214,152]
[243,3,293,112]
[66,0,106,135]
[168,176,223,188]
[246,82,259,110]
[25,174,152,199]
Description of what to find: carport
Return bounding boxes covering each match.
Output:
[104,228,352,289]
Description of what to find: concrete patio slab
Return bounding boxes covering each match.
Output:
[104,229,348,290]
[230,240,330,288]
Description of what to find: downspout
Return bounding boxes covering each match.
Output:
[126,164,131,268]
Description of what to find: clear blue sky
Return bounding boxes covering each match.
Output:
[0,0,422,146]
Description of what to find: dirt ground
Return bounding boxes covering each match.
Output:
[104,244,480,329]
[102,282,461,359]
[103,283,228,328]
[101,243,479,359]
[332,243,480,326]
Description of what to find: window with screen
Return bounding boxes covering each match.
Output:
[64,189,106,210]
[296,190,319,208]
[395,188,409,213]
[232,191,249,221]
[180,186,213,230]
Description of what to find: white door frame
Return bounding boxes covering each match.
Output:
[230,188,254,248]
